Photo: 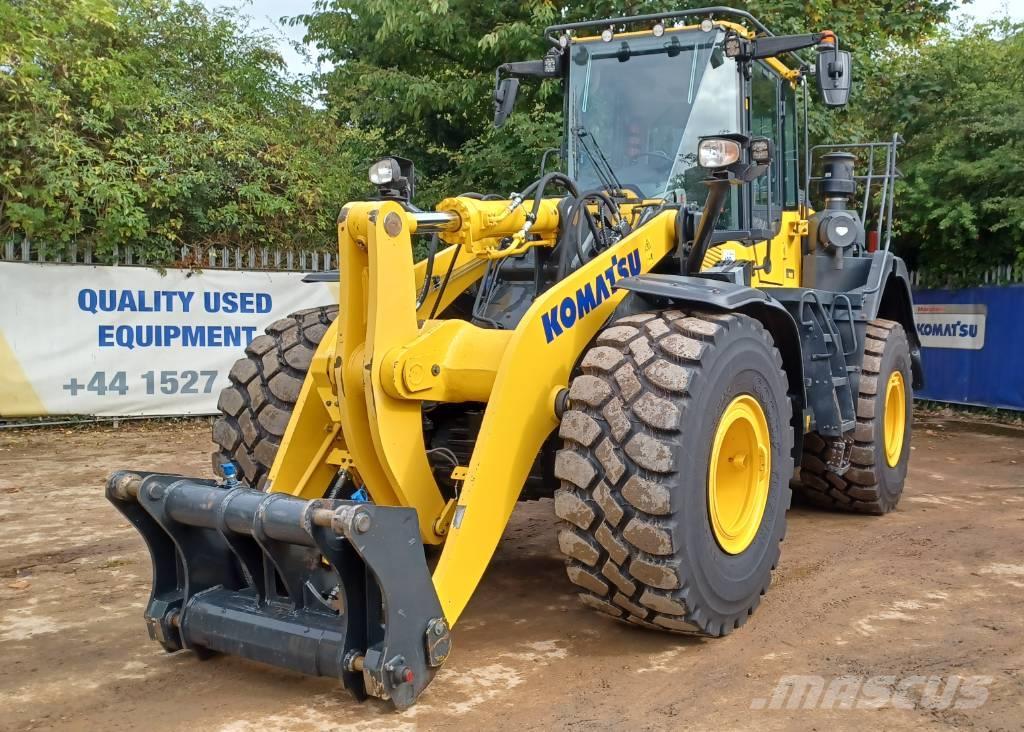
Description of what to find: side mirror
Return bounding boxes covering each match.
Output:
[493,77,520,128]
[816,47,852,107]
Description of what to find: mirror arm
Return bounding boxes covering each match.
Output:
[750,32,828,60]
[498,60,547,77]
[685,177,732,275]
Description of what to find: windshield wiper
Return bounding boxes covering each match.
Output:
[572,125,623,194]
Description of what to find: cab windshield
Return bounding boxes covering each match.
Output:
[567,28,740,223]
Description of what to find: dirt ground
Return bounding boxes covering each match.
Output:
[0,416,1022,731]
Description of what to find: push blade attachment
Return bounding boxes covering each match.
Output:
[107,472,451,709]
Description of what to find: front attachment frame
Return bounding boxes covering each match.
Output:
[107,471,450,709]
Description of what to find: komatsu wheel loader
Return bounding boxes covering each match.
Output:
[109,8,923,709]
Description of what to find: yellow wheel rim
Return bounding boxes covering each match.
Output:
[708,395,771,555]
[883,370,906,467]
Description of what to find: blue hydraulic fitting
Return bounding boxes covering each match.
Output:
[350,486,370,502]
[220,463,240,488]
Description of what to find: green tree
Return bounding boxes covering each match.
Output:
[298,0,957,202]
[0,0,378,262]
[863,20,1024,284]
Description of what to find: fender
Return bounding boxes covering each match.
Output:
[863,253,924,389]
[614,273,806,460]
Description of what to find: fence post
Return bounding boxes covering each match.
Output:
[84,243,93,264]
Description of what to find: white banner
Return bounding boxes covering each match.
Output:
[0,262,336,417]
[913,303,987,350]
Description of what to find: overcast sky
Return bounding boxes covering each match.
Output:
[203,0,1024,75]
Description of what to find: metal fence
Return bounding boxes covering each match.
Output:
[1,238,336,272]
[909,264,1024,289]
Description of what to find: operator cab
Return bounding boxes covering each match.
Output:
[561,22,803,246]
[491,10,858,292]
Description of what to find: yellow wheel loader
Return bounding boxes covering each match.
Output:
[109,8,923,709]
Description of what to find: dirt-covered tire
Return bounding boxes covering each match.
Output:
[211,305,338,489]
[795,319,912,515]
[554,310,793,636]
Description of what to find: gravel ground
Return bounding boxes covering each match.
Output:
[0,415,1021,731]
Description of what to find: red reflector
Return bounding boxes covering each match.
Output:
[402,668,415,684]
[867,230,879,252]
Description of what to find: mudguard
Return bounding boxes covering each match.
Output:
[614,273,807,438]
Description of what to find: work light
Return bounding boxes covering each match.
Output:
[724,34,742,58]
[751,138,771,164]
[601,27,614,42]
[652,22,665,37]
[700,18,715,33]
[369,158,401,186]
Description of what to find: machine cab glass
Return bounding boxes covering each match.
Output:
[566,27,741,227]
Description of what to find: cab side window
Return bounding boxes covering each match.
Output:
[782,82,800,208]
[750,63,782,232]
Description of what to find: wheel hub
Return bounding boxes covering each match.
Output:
[708,395,771,555]
[883,370,906,467]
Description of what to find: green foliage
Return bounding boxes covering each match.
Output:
[11,0,1012,283]
[300,0,957,204]
[863,21,1024,285]
[0,0,379,262]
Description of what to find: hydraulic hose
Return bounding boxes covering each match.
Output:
[415,235,439,310]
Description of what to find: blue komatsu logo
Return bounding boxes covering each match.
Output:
[542,248,641,344]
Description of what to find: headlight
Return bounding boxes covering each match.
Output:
[698,138,742,169]
[369,158,401,186]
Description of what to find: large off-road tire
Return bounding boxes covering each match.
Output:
[211,305,338,489]
[795,318,912,514]
[554,310,793,636]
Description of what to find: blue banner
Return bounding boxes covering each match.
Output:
[913,285,1024,411]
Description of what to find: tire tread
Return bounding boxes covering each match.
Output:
[211,305,337,488]
[794,318,909,514]
[554,310,791,636]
